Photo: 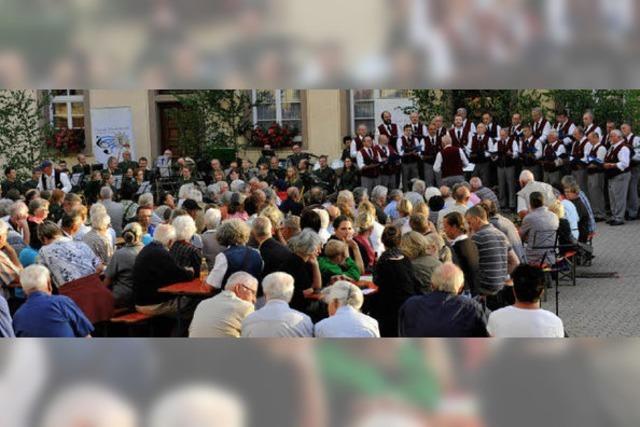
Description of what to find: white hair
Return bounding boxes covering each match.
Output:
[431,263,465,293]
[287,229,322,257]
[99,186,113,200]
[322,280,364,310]
[148,384,245,427]
[90,203,107,222]
[469,177,482,190]
[20,264,50,295]
[138,192,154,208]
[153,224,176,247]
[548,129,559,138]
[172,215,197,241]
[225,271,259,293]
[519,169,534,184]
[41,384,138,427]
[611,129,623,138]
[252,216,272,239]
[262,272,295,302]
[230,179,246,193]
[412,179,426,194]
[203,208,222,230]
[370,185,388,202]
[313,208,330,229]
[91,212,111,231]
[8,201,27,218]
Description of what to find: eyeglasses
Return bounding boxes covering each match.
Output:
[240,284,257,297]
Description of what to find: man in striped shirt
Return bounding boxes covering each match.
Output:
[465,206,519,310]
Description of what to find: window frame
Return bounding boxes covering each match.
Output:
[49,90,85,130]
[349,89,412,135]
[251,89,303,133]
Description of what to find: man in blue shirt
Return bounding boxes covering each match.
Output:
[0,295,14,337]
[12,265,93,338]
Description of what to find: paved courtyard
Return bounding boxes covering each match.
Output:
[541,219,640,337]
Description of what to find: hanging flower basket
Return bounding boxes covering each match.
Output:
[250,122,299,149]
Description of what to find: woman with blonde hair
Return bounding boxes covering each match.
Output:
[400,231,442,292]
[548,200,576,255]
[357,200,385,255]
[393,198,413,234]
[336,190,356,220]
[353,211,377,272]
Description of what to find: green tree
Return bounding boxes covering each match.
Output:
[0,90,53,179]
[173,90,255,160]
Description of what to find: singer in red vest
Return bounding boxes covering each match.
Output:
[375,111,399,144]
[555,109,576,148]
[351,124,369,159]
[356,136,381,194]
[490,128,519,211]
[603,130,631,226]
[586,131,607,221]
[396,124,423,191]
[422,122,441,187]
[466,123,492,187]
[376,134,400,190]
[582,111,603,140]
[434,115,447,138]
[531,107,551,143]
[434,134,469,187]
[570,126,592,195]
[449,115,471,148]
[541,130,566,187]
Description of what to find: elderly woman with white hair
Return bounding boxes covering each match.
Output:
[82,211,114,264]
[241,272,313,337]
[169,214,203,276]
[132,223,194,315]
[280,229,323,312]
[400,231,442,293]
[201,208,224,269]
[398,263,488,337]
[104,222,144,309]
[206,219,263,290]
[314,281,380,337]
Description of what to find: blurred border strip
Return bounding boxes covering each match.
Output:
[1,0,640,89]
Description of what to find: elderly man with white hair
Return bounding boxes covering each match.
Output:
[189,271,258,338]
[404,179,426,207]
[241,272,313,337]
[98,186,124,236]
[433,134,470,187]
[469,177,499,207]
[398,263,488,337]
[201,208,224,269]
[132,223,194,315]
[314,281,380,337]
[2,200,30,252]
[12,264,93,337]
[516,169,557,218]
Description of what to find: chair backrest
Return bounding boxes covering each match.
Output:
[58,273,114,324]
[528,229,559,267]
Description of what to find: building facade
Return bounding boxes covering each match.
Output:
[42,89,416,164]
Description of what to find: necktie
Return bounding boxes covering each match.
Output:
[387,124,392,134]
[457,130,461,140]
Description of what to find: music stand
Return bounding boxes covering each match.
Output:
[529,229,561,315]
[112,175,124,191]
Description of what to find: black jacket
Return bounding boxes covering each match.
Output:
[259,238,293,279]
[133,242,194,306]
[451,237,480,295]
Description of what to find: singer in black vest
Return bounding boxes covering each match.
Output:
[570,127,591,195]
[422,123,441,187]
[603,131,631,225]
[490,129,518,210]
[467,123,492,187]
[622,123,640,219]
[396,124,423,191]
[356,136,381,195]
[586,131,607,220]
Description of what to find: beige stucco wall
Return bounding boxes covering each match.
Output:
[305,89,344,159]
[87,90,153,160]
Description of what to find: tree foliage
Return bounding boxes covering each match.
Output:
[0,90,54,179]
[173,90,255,159]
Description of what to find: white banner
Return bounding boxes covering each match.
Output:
[90,107,136,166]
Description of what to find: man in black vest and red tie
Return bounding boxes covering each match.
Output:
[422,122,441,187]
[482,112,501,140]
[583,111,602,139]
[434,115,447,138]
[520,124,544,181]
[621,123,640,219]
[541,130,566,187]
[510,113,524,141]
[456,107,476,136]
[408,112,427,139]
[531,107,551,143]
[466,123,492,187]
[396,124,423,191]
[602,120,616,148]
[376,134,400,190]
[36,160,72,193]
[449,114,471,148]
[350,124,369,159]
[375,110,398,144]
[555,109,576,149]
[434,134,469,187]
[603,129,631,226]
[490,128,519,211]
[356,135,381,194]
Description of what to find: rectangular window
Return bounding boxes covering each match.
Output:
[350,90,414,134]
[252,89,303,137]
[50,90,85,130]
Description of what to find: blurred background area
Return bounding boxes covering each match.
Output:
[1,0,640,88]
[1,340,640,426]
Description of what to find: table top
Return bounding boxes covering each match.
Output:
[158,278,216,297]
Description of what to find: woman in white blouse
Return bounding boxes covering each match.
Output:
[314,281,380,338]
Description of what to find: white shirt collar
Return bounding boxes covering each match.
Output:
[451,234,468,245]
